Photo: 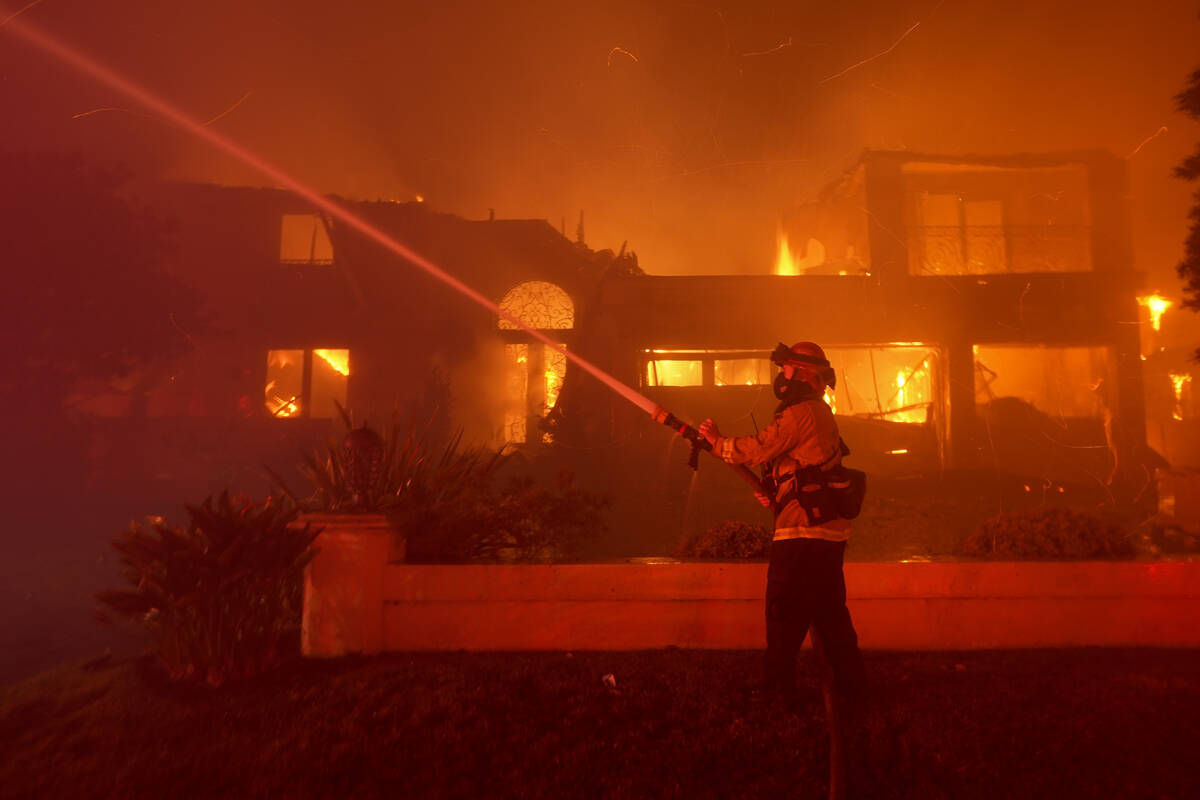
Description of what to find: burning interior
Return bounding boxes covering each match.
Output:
[69,149,1189,557]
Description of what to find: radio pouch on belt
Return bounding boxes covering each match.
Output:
[778,438,868,524]
[825,465,867,520]
[793,466,841,526]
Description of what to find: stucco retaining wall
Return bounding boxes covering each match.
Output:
[301,531,1200,656]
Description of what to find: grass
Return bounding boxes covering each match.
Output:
[2,649,1198,799]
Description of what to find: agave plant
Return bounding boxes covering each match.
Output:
[269,401,510,514]
[271,398,608,563]
[97,492,320,686]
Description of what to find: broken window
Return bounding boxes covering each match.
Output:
[279,214,334,265]
[824,345,938,424]
[641,350,772,388]
[646,359,703,387]
[714,358,772,387]
[639,346,935,424]
[909,193,1008,275]
[264,348,349,418]
[904,163,1093,275]
[974,345,1107,419]
[498,282,572,444]
[265,350,304,417]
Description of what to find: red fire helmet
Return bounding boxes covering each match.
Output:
[770,341,836,388]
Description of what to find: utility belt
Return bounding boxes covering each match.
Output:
[773,440,867,526]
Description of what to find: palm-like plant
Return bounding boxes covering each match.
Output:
[97,492,320,686]
[270,402,510,515]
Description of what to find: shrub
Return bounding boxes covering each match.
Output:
[401,470,609,563]
[269,401,509,515]
[97,493,320,686]
[276,403,609,563]
[676,520,772,559]
[961,507,1134,559]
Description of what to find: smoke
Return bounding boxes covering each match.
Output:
[2,0,1196,282]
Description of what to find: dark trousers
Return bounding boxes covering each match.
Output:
[764,537,865,698]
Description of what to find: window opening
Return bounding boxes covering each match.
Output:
[825,345,937,424]
[641,350,771,388]
[714,358,773,387]
[279,214,334,265]
[498,281,574,330]
[264,348,349,418]
[498,281,573,444]
[973,345,1107,419]
[905,165,1093,275]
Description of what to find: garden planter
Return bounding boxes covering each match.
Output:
[299,513,404,657]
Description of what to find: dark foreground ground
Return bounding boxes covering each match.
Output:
[2,649,1198,800]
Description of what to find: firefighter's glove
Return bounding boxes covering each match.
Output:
[698,418,721,446]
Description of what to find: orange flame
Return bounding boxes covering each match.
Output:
[314,349,350,376]
[1170,372,1191,421]
[1137,294,1172,332]
[774,230,799,276]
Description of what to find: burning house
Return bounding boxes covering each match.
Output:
[575,151,1148,477]
[79,149,1165,555]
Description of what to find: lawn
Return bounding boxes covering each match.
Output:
[2,648,1197,799]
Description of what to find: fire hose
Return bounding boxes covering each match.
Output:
[651,405,770,499]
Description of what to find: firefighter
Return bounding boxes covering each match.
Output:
[699,341,866,703]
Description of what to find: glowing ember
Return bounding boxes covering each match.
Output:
[314,349,350,376]
[774,230,799,276]
[269,396,300,418]
[1137,294,1172,332]
[1170,372,1191,421]
[264,380,300,417]
[265,350,303,417]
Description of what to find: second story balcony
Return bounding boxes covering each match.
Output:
[908,223,1094,276]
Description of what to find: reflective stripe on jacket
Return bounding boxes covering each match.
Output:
[710,398,850,542]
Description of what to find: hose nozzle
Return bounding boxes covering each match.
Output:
[651,405,711,470]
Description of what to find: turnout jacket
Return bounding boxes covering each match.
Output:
[709,397,850,542]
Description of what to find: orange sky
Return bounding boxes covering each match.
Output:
[1,0,1197,288]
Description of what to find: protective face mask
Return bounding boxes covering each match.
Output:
[773,372,791,400]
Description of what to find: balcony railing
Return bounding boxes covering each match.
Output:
[908,225,1093,275]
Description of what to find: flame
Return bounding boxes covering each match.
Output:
[1137,294,1172,332]
[545,370,562,407]
[265,379,300,418]
[269,397,300,417]
[314,349,350,376]
[823,386,837,414]
[886,359,930,423]
[544,345,567,415]
[1170,372,1191,421]
[774,230,800,276]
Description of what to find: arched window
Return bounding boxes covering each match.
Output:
[498,281,573,444]
[498,280,574,330]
